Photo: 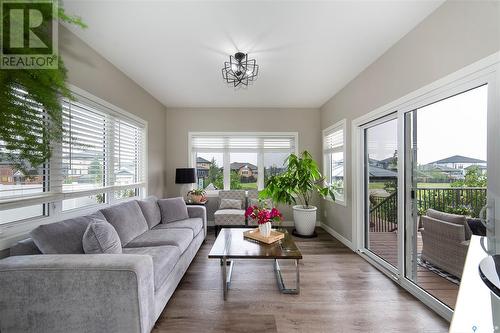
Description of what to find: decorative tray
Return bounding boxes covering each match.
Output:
[243,228,285,244]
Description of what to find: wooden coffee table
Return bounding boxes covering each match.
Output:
[208,228,302,300]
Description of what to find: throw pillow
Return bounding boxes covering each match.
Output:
[158,197,189,223]
[30,211,106,254]
[219,198,242,210]
[82,219,122,254]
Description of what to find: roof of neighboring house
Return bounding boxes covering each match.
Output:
[420,164,462,173]
[230,162,257,171]
[334,164,397,178]
[368,166,397,178]
[379,156,397,164]
[196,157,211,164]
[429,155,486,164]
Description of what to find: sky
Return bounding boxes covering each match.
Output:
[366,84,488,165]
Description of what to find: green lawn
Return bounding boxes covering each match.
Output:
[239,183,258,190]
[417,183,452,188]
[369,182,452,190]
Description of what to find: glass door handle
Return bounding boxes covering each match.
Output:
[479,204,494,231]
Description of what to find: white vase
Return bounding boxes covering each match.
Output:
[293,205,317,236]
[259,222,272,237]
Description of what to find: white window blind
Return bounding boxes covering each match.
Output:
[114,118,145,186]
[191,134,296,152]
[61,100,106,193]
[323,128,344,154]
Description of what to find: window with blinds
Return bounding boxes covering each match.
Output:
[323,120,346,204]
[0,88,147,225]
[0,88,49,223]
[190,133,297,191]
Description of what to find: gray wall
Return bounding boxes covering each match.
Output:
[320,0,500,241]
[60,26,168,198]
[165,107,321,221]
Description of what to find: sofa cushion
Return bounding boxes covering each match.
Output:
[136,196,161,229]
[10,238,42,256]
[82,219,122,254]
[100,200,149,246]
[30,211,106,254]
[153,218,203,238]
[219,198,242,210]
[157,197,189,224]
[426,208,472,240]
[122,246,181,291]
[125,229,193,253]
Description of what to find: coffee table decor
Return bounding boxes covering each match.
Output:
[243,228,284,244]
[245,203,283,237]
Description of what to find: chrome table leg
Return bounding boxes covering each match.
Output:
[274,259,300,294]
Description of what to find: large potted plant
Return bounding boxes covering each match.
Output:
[260,151,335,237]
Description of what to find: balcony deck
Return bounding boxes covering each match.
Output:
[369,231,459,309]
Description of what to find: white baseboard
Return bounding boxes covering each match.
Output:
[320,222,354,251]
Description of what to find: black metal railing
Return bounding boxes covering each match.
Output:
[369,191,397,232]
[369,187,487,232]
[416,187,486,218]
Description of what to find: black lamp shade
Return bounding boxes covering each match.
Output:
[175,168,196,184]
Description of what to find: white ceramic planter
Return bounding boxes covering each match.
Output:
[293,205,317,236]
[259,222,272,237]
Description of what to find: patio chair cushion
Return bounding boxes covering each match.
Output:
[219,198,243,210]
[214,209,245,226]
[426,209,472,240]
[136,196,162,229]
[82,219,122,254]
[158,197,189,224]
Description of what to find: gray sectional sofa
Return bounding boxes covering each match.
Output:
[0,196,206,333]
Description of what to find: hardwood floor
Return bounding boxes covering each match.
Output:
[153,228,449,333]
[368,231,459,309]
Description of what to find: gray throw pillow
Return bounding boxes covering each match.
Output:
[30,211,106,254]
[219,198,242,210]
[158,197,189,224]
[82,219,122,254]
[137,196,161,229]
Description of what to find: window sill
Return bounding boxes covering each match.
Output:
[324,197,347,207]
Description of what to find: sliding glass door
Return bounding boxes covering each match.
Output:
[404,85,489,309]
[357,63,500,317]
[363,115,399,271]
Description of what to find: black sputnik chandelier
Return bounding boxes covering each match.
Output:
[221,52,259,87]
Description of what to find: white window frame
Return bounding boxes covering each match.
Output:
[322,119,347,206]
[0,85,148,247]
[188,132,298,192]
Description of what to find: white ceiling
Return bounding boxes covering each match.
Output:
[63,0,444,108]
